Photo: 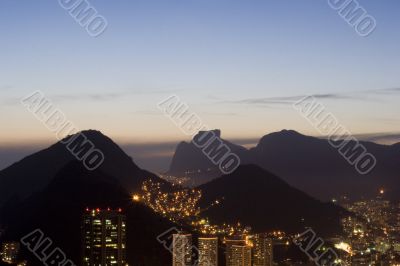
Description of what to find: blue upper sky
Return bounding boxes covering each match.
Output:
[1,0,400,146]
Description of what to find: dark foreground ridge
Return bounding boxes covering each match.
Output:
[0,161,175,266]
[199,164,348,236]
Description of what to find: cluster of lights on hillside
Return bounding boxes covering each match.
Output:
[132,179,246,236]
[136,179,202,223]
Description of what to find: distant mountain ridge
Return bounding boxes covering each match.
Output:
[168,129,400,201]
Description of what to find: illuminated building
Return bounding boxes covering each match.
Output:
[248,234,273,266]
[1,242,20,264]
[231,245,251,266]
[82,208,126,266]
[225,238,247,266]
[198,237,218,266]
[172,232,193,266]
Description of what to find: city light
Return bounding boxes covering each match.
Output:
[132,194,140,202]
[334,242,352,254]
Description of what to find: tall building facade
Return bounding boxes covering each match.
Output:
[198,237,218,266]
[172,233,193,266]
[231,245,251,266]
[225,238,247,266]
[248,234,273,266]
[82,208,126,266]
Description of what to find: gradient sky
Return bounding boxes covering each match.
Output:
[1,0,400,170]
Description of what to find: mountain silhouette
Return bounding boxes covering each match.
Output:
[168,130,249,185]
[0,161,176,266]
[0,130,167,207]
[168,129,400,201]
[199,164,348,236]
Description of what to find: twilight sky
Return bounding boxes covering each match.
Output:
[1,0,400,171]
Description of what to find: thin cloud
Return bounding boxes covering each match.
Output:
[366,87,400,95]
[323,130,400,145]
[52,91,133,102]
[51,88,181,102]
[1,88,181,106]
[221,93,355,106]
[217,87,400,108]
[200,111,238,116]
[353,132,400,145]
[131,110,162,116]
[0,85,13,91]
